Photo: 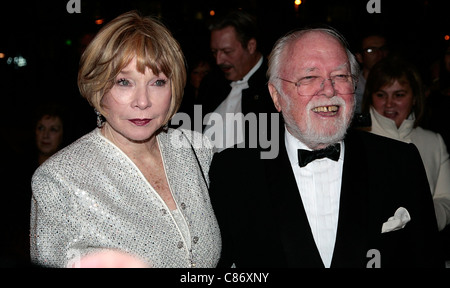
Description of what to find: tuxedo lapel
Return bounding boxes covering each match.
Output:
[265,134,324,267]
[262,129,373,267]
[331,130,371,267]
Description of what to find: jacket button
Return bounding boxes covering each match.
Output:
[177,241,184,249]
[193,236,199,244]
[180,203,186,210]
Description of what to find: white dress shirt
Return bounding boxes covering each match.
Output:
[204,57,263,153]
[285,127,344,267]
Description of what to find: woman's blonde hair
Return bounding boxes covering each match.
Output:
[78,10,186,125]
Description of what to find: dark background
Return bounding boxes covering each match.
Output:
[0,0,449,267]
[0,0,449,153]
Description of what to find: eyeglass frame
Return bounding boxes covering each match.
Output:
[277,74,357,97]
[362,45,389,54]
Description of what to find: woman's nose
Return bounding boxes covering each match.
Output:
[134,86,151,109]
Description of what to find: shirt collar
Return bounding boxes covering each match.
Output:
[231,56,263,86]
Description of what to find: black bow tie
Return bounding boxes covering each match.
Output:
[298,143,341,167]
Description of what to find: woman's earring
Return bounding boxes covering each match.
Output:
[95,109,105,128]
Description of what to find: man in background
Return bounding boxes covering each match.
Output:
[199,10,276,152]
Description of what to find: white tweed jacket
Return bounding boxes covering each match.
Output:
[30,128,221,268]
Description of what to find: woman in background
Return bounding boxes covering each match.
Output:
[362,56,450,232]
[33,103,68,166]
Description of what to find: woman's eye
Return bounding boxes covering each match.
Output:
[374,92,384,98]
[117,78,130,86]
[154,79,168,87]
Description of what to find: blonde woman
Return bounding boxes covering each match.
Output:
[30,11,221,268]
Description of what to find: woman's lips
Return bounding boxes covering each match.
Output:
[39,141,52,147]
[129,119,151,126]
[383,111,397,119]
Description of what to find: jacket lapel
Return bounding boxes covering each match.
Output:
[266,129,372,267]
[264,133,324,267]
[331,130,370,267]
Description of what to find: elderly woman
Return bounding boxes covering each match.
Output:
[362,56,450,231]
[30,11,221,268]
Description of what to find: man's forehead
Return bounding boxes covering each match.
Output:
[286,37,348,62]
[302,63,350,71]
[292,31,344,51]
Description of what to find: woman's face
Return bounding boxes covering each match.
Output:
[371,79,415,128]
[101,57,172,144]
[35,115,64,156]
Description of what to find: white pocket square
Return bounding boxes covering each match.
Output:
[381,207,411,233]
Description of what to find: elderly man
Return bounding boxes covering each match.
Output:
[208,27,444,268]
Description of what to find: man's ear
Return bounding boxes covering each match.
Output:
[247,38,257,54]
[268,83,282,112]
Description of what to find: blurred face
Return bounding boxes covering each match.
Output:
[371,79,415,128]
[444,47,450,72]
[210,26,255,81]
[359,36,388,71]
[190,61,210,89]
[269,32,355,149]
[101,57,172,145]
[36,115,64,156]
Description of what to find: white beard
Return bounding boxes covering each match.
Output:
[282,94,355,149]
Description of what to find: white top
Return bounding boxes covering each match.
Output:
[285,127,344,267]
[204,57,263,153]
[171,209,191,251]
[370,106,450,231]
[30,128,221,267]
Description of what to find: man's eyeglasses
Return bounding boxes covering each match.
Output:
[363,46,388,54]
[277,74,356,97]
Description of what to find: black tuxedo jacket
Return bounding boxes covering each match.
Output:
[209,128,445,268]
